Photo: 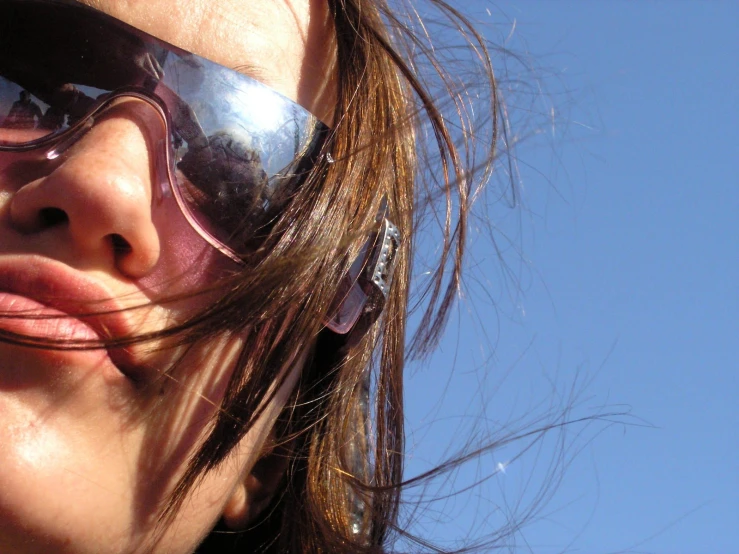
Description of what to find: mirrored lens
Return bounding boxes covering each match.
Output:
[0,0,327,258]
[157,54,326,254]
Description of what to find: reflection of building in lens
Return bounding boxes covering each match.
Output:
[210,132,269,201]
[48,84,91,128]
[177,131,272,250]
[39,105,66,131]
[2,90,43,129]
[178,131,269,203]
[1,84,90,133]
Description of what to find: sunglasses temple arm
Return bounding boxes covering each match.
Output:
[325,218,401,337]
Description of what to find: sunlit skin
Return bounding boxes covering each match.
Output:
[0,1,336,552]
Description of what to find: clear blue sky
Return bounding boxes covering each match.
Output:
[402,2,738,552]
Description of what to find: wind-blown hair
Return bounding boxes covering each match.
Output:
[194,0,502,551]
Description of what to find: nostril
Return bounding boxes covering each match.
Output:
[110,233,132,255]
[38,207,69,228]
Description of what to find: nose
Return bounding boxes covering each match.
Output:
[9,100,163,278]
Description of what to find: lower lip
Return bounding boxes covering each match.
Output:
[0,292,136,386]
[0,292,101,342]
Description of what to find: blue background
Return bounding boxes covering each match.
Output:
[401,2,738,552]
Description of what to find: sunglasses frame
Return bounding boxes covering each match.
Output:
[0,0,401,337]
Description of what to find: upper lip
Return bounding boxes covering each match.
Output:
[0,254,144,374]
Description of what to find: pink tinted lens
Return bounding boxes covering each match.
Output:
[0,0,328,262]
[326,278,369,334]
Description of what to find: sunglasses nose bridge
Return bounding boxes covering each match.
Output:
[44,116,95,161]
[44,92,174,199]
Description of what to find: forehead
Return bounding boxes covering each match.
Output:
[75,0,336,122]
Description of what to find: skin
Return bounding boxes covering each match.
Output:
[0,0,336,552]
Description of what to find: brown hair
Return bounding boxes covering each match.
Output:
[194,0,501,551]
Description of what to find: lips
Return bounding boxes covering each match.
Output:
[0,254,143,376]
[0,292,101,341]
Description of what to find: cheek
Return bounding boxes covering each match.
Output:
[0,332,248,554]
[138,335,294,552]
[138,192,236,296]
[154,347,307,551]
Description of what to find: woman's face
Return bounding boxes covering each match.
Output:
[0,0,335,552]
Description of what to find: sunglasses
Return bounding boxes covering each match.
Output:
[0,0,400,337]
